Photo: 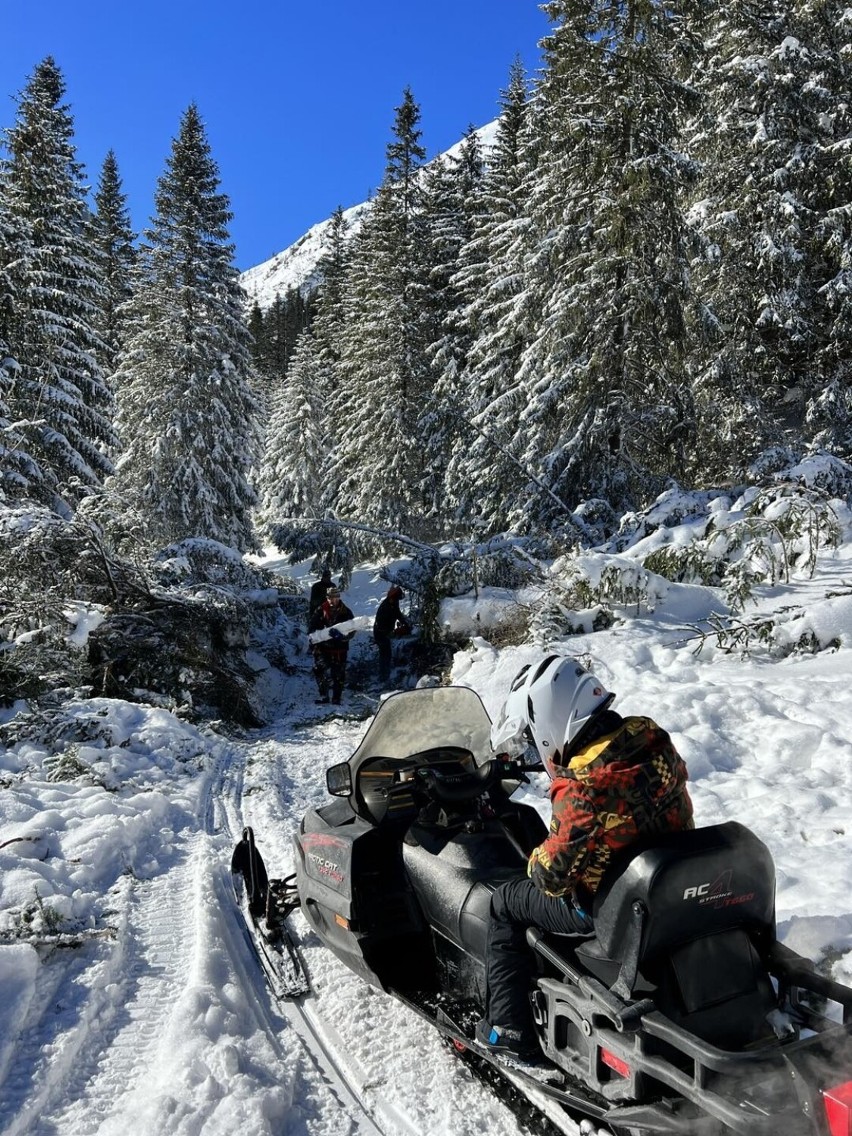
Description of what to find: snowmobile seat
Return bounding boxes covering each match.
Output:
[579,821,778,1047]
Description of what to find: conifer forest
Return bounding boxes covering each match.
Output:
[1,3,851,715]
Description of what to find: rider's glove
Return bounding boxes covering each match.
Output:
[329,627,343,640]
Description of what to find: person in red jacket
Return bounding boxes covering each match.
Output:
[308,587,354,704]
[476,655,694,1067]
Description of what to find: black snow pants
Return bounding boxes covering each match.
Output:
[374,633,392,682]
[312,646,348,702]
[485,876,593,1042]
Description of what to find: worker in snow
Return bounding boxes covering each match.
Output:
[308,587,354,704]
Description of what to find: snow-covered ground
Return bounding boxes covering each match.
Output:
[1,525,852,1135]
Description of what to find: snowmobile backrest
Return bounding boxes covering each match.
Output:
[591,822,776,995]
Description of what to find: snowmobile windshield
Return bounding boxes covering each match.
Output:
[349,686,494,771]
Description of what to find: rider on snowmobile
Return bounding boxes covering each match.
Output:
[476,654,694,1066]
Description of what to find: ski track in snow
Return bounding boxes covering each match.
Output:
[0,741,238,1136]
[24,839,206,1136]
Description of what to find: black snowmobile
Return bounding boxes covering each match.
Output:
[232,685,852,1135]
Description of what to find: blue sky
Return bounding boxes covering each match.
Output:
[4,2,550,271]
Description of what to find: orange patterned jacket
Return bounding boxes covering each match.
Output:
[527,715,694,901]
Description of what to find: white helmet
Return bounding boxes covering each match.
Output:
[490,655,615,774]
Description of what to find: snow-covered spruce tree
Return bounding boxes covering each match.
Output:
[247,301,266,371]
[805,3,852,454]
[512,1,703,525]
[443,60,536,535]
[255,208,350,555]
[91,149,136,381]
[257,288,313,389]
[308,205,349,511]
[0,57,116,514]
[331,89,435,542]
[312,206,349,377]
[256,328,329,542]
[685,3,830,477]
[0,198,44,499]
[421,128,487,533]
[110,104,260,551]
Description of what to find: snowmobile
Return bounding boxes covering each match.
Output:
[232,685,852,1135]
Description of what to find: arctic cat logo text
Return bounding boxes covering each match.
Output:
[682,869,755,908]
[302,834,347,884]
[307,851,344,884]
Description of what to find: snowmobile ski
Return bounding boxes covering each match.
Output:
[231,827,310,1000]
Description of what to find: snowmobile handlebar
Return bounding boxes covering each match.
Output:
[401,755,531,805]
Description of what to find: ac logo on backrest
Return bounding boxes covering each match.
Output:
[683,869,733,902]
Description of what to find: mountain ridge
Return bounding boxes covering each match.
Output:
[239,120,498,311]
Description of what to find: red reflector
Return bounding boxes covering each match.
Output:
[600,1047,631,1078]
[824,1081,852,1136]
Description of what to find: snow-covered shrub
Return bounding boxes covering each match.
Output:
[748,445,802,482]
[427,537,545,600]
[153,538,267,591]
[526,553,675,645]
[610,461,848,612]
[642,481,842,610]
[776,453,852,502]
[0,507,298,724]
[687,595,847,659]
[406,538,545,650]
[0,702,121,750]
[87,542,291,726]
[569,498,620,546]
[611,486,717,551]
[0,505,108,703]
[528,595,614,646]
[11,890,65,938]
[0,698,209,791]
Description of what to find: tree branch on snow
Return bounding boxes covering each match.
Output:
[272,516,440,555]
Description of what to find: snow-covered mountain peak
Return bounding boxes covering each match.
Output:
[239,201,370,312]
[239,120,499,310]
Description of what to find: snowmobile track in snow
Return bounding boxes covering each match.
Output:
[3,837,206,1136]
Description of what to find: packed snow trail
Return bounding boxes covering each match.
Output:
[9,838,207,1136]
[0,716,393,1136]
